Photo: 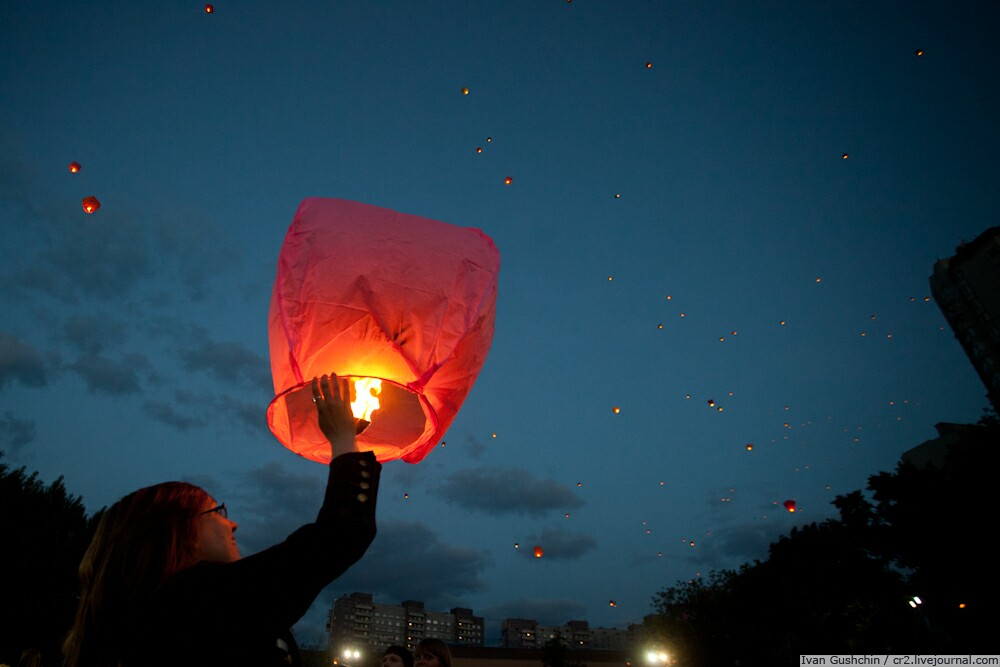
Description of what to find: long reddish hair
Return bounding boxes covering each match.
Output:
[62,482,211,667]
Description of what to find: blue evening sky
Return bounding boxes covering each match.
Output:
[2,0,997,646]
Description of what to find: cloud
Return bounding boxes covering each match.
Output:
[0,332,47,389]
[338,519,491,602]
[519,527,597,561]
[220,458,493,644]
[143,399,210,432]
[231,460,327,554]
[0,147,237,306]
[687,522,782,572]
[66,352,151,395]
[0,411,36,453]
[480,598,589,626]
[60,313,129,355]
[141,383,271,438]
[435,466,584,516]
[174,325,271,391]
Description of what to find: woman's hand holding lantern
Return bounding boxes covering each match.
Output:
[312,374,365,459]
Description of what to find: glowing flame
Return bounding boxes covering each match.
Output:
[351,378,382,421]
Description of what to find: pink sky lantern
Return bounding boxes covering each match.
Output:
[267,197,500,464]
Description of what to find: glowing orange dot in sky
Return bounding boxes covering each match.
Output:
[205,4,213,13]
[461,87,469,95]
[612,406,621,414]
[783,499,797,512]
[69,161,81,173]
[533,546,543,558]
[504,176,512,185]
[476,147,482,153]
[82,196,100,214]
[842,153,849,159]
[646,62,652,68]
[915,49,924,56]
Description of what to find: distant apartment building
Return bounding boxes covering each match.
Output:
[500,618,629,650]
[930,226,1000,412]
[328,593,484,659]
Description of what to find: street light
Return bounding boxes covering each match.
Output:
[645,649,671,665]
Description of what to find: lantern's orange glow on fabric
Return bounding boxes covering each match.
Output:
[612,406,621,414]
[842,153,849,159]
[533,546,543,558]
[267,198,500,464]
[69,161,81,173]
[461,87,469,95]
[746,444,753,451]
[82,196,100,213]
[504,176,513,185]
[915,49,924,56]
[783,499,796,512]
[205,4,213,12]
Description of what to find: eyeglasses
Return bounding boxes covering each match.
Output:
[199,503,227,519]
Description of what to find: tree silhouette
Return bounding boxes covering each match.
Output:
[0,451,93,667]
[644,420,1000,665]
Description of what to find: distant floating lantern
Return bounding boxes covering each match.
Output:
[82,196,100,214]
[842,153,849,159]
[267,198,500,464]
[476,147,483,154]
[514,543,519,549]
[609,600,617,607]
[533,546,543,558]
[915,49,924,56]
[783,499,796,512]
[205,4,213,12]
[614,193,621,198]
[657,324,663,329]
[486,137,492,142]
[612,406,621,414]
[707,399,715,407]
[68,161,81,173]
[403,493,409,499]
[746,443,753,451]
[645,62,652,68]
[504,176,513,185]
[461,86,469,95]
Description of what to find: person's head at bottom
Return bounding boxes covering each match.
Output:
[414,639,452,667]
[382,645,413,667]
[63,481,240,664]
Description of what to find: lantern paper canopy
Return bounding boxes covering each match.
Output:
[82,196,100,213]
[267,197,500,464]
[783,499,796,512]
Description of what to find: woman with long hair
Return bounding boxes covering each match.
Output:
[63,375,380,667]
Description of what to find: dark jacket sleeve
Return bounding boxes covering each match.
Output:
[157,451,381,632]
